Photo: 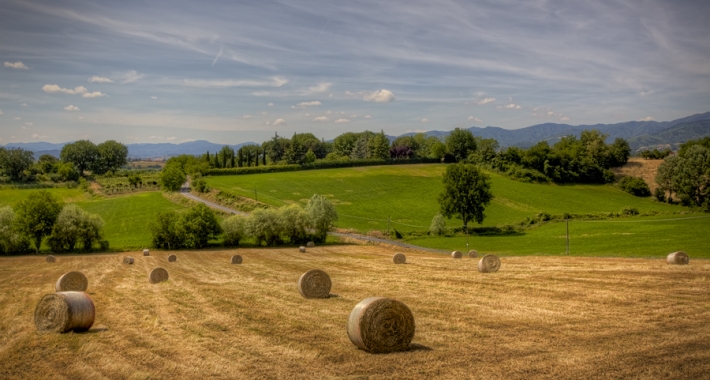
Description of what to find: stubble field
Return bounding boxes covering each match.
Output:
[1,245,709,379]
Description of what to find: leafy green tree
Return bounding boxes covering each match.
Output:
[655,155,680,202]
[673,145,710,209]
[160,165,187,191]
[278,204,310,243]
[429,213,446,236]
[333,132,360,157]
[55,162,80,182]
[445,128,477,162]
[219,145,234,168]
[368,130,391,159]
[180,203,222,249]
[678,137,710,157]
[350,132,374,160]
[48,204,105,252]
[469,137,499,164]
[38,154,59,174]
[0,207,31,254]
[305,194,338,242]
[95,140,128,174]
[429,139,447,160]
[0,147,34,180]
[245,208,282,246]
[267,133,291,163]
[618,176,651,197]
[149,211,183,249]
[222,215,246,246]
[438,163,493,230]
[13,190,64,253]
[285,133,308,164]
[608,138,631,167]
[60,140,98,175]
[303,149,317,164]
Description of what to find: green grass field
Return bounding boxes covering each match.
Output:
[204,164,684,232]
[0,187,87,208]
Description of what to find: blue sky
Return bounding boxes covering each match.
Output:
[1,0,709,145]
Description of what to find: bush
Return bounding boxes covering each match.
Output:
[278,204,310,244]
[429,213,446,236]
[505,165,549,183]
[191,177,209,193]
[13,190,64,253]
[245,208,282,246]
[620,207,639,216]
[305,194,338,243]
[0,207,31,254]
[618,176,651,197]
[149,204,221,249]
[222,215,246,246]
[160,165,186,191]
[48,204,105,252]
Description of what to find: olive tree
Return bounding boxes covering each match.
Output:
[305,194,338,242]
[222,215,246,246]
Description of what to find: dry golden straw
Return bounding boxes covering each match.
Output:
[123,256,134,265]
[478,254,501,273]
[297,269,331,299]
[299,246,306,253]
[55,271,88,292]
[34,291,95,334]
[347,297,415,354]
[393,253,406,264]
[143,249,150,256]
[149,268,169,284]
[667,251,689,265]
[168,254,177,262]
[231,255,243,264]
[451,251,462,259]
[469,250,478,258]
[46,255,56,263]
[306,241,315,248]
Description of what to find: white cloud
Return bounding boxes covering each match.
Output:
[0,110,3,115]
[148,135,164,139]
[184,76,287,88]
[303,113,310,117]
[267,102,274,106]
[313,116,330,122]
[181,138,196,143]
[324,110,332,115]
[243,114,253,119]
[560,116,570,121]
[293,100,322,109]
[151,96,158,99]
[468,116,483,123]
[476,97,495,105]
[120,70,144,84]
[261,111,268,115]
[82,91,106,98]
[4,61,28,69]
[364,115,372,119]
[25,122,33,126]
[335,118,350,123]
[32,133,49,139]
[125,136,140,140]
[304,82,331,94]
[14,117,21,120]
[498,103,522,110]
[350,114,358,118]
[639,116,654,121]
[272,118,286,125]
[42,84,88,94]
[88,76,113,83]
[64,105,80,111]
[421,118,429,123]
[167,136,177,141]
[363,89,395,103]
[640,90,654,97]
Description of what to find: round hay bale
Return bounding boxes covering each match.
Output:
[667,251,689,265]
[34,291,95,334]
[55,271,88,292]
[149,267,169,284]
[306,241,315,248]
[46,255,56,263]
[230,255,243,264]
[451,250,463,259]
[168,254,177,262]
[297,269,331,299]
[299,246,306,253]
[393,253,406,264]
[123,256,134,265]
[143,249,150,256]
[347,297,415,353]
[478,254,501,273]
[469,250,478,258]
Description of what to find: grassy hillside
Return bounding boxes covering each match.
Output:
[1,248,708,378]
[0,187,87,207]
[204,164,684,233]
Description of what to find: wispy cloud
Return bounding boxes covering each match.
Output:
[335,118,350,123]
[88,76,113,83]
[4,61,28,69]
[292,100,322,109]
[211,47,223,67]
[184,77,288,88]
[64,105,80,111]
[639,116,654,121]
[421,118,429,123]
[119,70,144,84]
[467,116,483,123]
[272,118,286,126]
[32,133,49,139]
[313,116,329,122]
[43,84,87,94]
[363,89,395,103]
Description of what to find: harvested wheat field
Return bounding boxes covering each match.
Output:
[1,246,709,379]
[612,157,664,192]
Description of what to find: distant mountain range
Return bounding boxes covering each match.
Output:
[3,112,709,158]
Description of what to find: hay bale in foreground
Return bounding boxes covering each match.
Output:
[299,246,306,253]
[478,254,501,273]
[306,241,315,248]
[55,271,88,292]
[149,268,169,284]
[347,297,415,353]
[469,250,478,258]
[168,254,177,262]
[123,256,134,265]
[46,255,56,263]
[451,250,462,259]
[297,269,331,299]
[393,253,406,264]
[34,291,95,334]
[143,249,150,256]
[231,255,243,264]
[667,251,689,265]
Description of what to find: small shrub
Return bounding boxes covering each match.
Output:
[536,212,551,222]
[620,207,639,216]
[429,213,446,236]
[654,188,666,202]
[618,176,651,197]
[222,215,246,246]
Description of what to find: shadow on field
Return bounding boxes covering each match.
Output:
[408,343,433,352]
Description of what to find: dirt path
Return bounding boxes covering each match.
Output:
[179,181,448,254]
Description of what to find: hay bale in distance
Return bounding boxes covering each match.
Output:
[123,256,134,265]
[297,269,331,299]
[306,241,315,248]
[34,291,95,334]
[143,249,150,256]
[347,297,415,353]
[168,254,177,262]
[393,253,406,264]
[469,250,478,258]
[451,250,463,259]
[46,255,56,263]
[230,255,243,264]
[149,267,169,284]
[478,254,501,273]
[667,251,689,265]
[299,246,306,253]
[55,271,88,292]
